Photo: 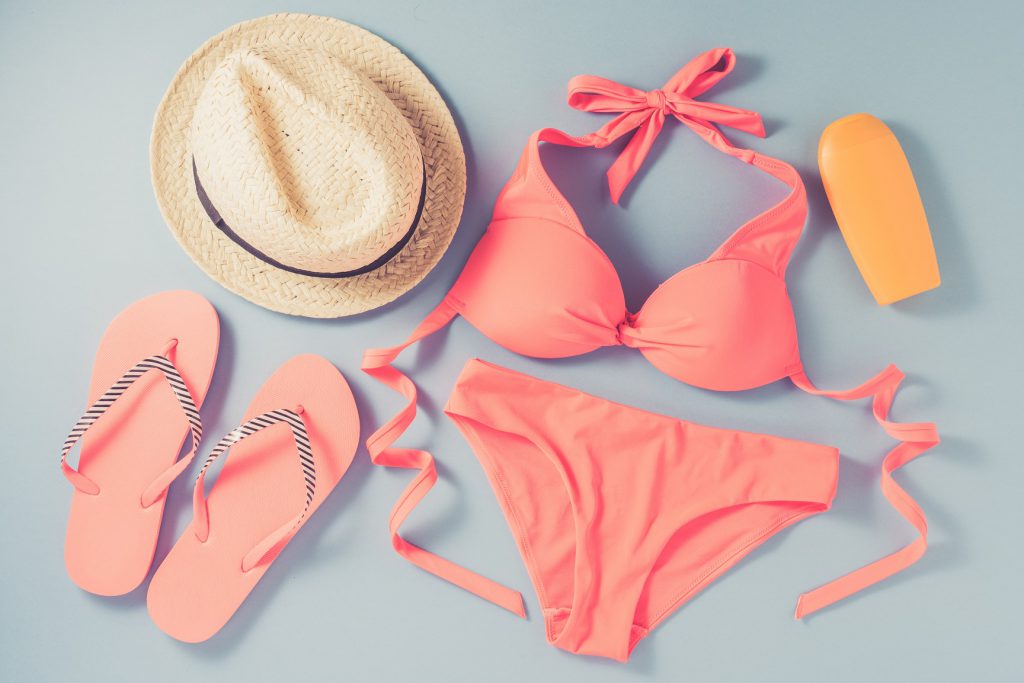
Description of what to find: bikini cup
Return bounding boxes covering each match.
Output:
[446,132,806,391]
[363,48,939,621]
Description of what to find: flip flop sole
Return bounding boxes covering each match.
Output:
[65,290,219,596]
[147,354,359,642]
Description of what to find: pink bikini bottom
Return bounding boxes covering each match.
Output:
[445,359,839,662]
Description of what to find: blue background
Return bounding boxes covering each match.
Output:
[3,1,1021,680]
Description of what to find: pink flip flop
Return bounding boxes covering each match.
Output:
[61,291,220,596]
[147,354,359,642]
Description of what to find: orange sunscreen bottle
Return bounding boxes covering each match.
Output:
[818,113,940,305]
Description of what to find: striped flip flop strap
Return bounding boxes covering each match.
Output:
[191,408,316,565]
[60,352,204,506]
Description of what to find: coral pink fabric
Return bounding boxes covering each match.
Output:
[362,48,939,635]
[447,358,838,661]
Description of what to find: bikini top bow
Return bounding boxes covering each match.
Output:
[568,47,766,203]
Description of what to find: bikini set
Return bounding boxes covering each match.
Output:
[58,15,939,662]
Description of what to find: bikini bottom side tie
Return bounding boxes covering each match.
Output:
[789,365,940,618]
[445,358,839,662]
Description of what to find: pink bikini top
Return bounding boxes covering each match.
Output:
[363,49,939,619]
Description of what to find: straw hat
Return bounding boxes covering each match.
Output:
[151,14,466,317]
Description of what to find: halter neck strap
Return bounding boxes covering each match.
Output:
[546,48,766,203]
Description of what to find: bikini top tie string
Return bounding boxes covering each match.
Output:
[567,47,766,203]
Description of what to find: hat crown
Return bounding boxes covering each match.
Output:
[190,44,423,273]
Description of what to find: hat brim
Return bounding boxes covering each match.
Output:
[151,14,466,317]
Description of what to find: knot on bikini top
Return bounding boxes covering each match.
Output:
[615,312,641,347]
[644,89,668,112]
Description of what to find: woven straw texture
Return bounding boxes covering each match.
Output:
[151,14,466,317]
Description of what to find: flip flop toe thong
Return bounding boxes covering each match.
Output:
[147,354,359,642]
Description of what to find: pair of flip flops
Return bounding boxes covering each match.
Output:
[60,291,359,642]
